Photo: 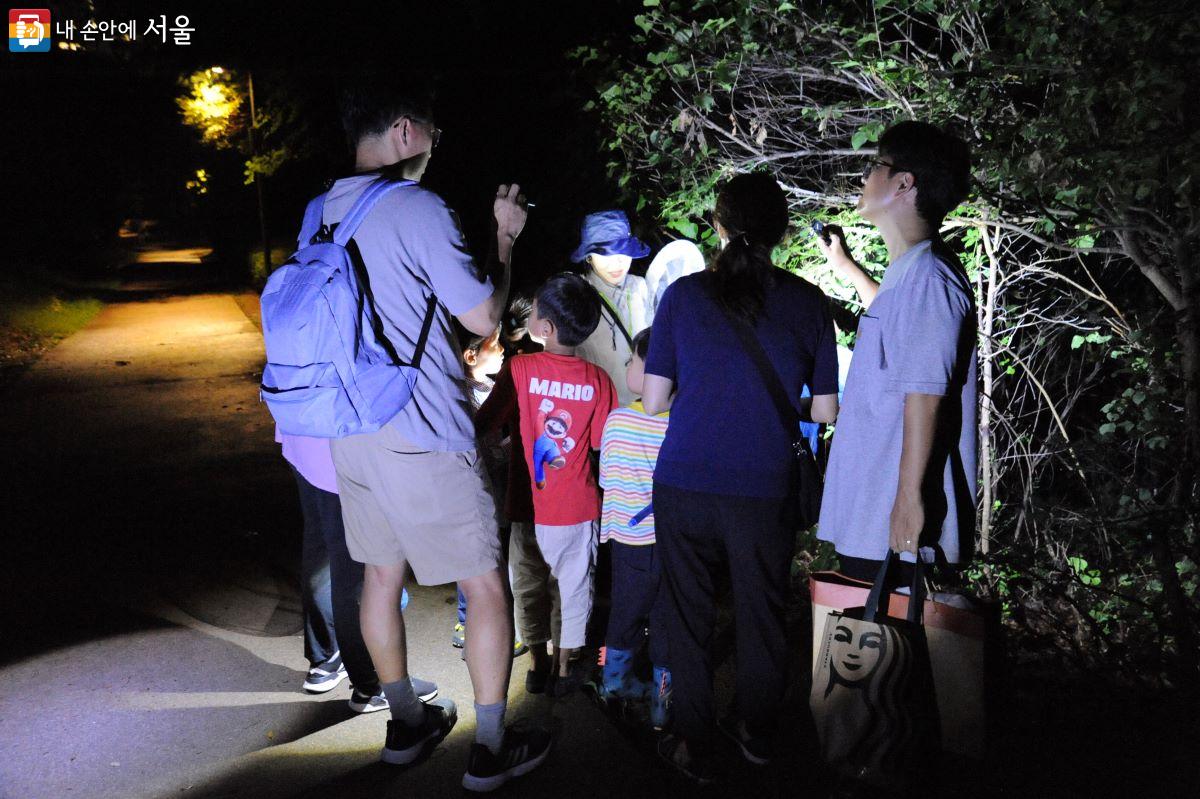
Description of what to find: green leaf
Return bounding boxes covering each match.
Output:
[1099,422,1117,436]
[669,219,699,239]
[643,0,660,6]
[1071,335,1086,349]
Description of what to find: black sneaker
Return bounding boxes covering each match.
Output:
[302,653,347,693]
[380,698,457,765]
[718,716,772,765]
[549,665,589,698]
[657,734,716,786]
[462,727,552,792]
[525,666,551,695]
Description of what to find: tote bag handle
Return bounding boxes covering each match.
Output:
[863,551,927,625]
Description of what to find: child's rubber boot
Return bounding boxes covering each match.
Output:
[599,647,650,701]
[650,665,672,731]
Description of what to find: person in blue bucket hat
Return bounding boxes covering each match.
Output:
[572,210,655,406]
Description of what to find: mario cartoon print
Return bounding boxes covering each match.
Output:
[533,398,576,489]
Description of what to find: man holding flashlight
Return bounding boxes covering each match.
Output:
[815,121,977,582]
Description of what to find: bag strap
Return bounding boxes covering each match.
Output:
[298,193,327,246]
[599,297,634,348]
[334,178,415,246]
[864,552,927,625]
[303,177,437,369]
[715,300,807,452]
[343,240,439,369]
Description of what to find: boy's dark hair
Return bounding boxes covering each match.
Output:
[630,328,651,361]
[877,121,970,225]
[711,172,790,323]
[504,295,534,343]
[338,75,435,150]
[535,272,601,347]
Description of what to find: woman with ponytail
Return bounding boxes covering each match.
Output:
[641,172,840,782]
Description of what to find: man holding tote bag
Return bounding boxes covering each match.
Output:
[813,121,979,790]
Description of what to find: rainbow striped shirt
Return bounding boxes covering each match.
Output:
[599,401,669,546]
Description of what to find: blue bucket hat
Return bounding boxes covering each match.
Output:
[569,210,651,263]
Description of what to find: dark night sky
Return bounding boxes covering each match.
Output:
[4,0,645,288]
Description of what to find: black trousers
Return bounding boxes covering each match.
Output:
[292,466,379,693]
[653,481,794,751]
[604,541,669,667]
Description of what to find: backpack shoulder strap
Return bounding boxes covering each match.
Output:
[333,178,415,247]
[297,192,327,247]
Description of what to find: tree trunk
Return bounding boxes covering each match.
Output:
[977,223,1000,556]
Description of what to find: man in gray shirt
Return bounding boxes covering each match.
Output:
[817,121,977,580]
[327,78,549,791]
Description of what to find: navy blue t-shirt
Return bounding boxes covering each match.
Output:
[644,270,839,498]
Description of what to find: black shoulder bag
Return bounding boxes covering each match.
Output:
[719,306,824,530]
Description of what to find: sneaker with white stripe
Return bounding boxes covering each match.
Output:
[462,727,552,792]
[349,676,439,713]
[380,698,457,765]
[302,653,347,693]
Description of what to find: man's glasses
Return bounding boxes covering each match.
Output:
[861,157,896,182]
[424,121,442,149]
[397,117,442,149]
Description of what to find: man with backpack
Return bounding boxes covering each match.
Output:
[263,78,548,791]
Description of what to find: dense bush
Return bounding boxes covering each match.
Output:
[578,0,1199,683]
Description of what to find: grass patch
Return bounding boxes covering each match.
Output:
[0,271,108,383]
[0,293,104,338]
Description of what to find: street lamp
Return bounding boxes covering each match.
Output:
[178,66,272,275]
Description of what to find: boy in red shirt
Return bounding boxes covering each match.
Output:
[477,272,616,696]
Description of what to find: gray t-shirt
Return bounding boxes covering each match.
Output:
[818,240,978,564]
[575,270,655,407]
[321,175,493,452]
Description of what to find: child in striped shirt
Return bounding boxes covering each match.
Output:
[597,328,672,729]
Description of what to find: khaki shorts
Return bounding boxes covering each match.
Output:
[330,424,502,586]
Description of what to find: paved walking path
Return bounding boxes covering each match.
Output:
[0,259,775,799]
[3,257,1180,799]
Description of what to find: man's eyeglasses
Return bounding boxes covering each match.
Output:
[397,117,442,149]
[423,121,442,149]
[861,157,896,182]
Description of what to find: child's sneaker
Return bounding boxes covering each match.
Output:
[302,652,347,693]
[462,727,552,792]
[657,734,715,785]
[717,716,771,765]
[550,663,590,698]
[525,664,551,694]
[380,698,457,765]
[452,622,466,649]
